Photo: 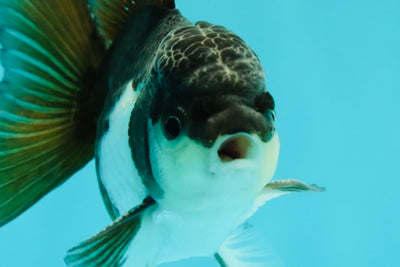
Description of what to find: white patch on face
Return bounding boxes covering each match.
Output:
[147,119,280,215]
[123,120,280,266]
[98,82,147,216]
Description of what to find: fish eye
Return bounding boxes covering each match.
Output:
[163,115,182,140]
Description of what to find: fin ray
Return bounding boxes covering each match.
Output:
[65,198,155,267]
[0,0,106,226]
[265,179,325,192]
[0,133,73,175]
[3,70,77,98]
[3,49,78,89]
[0,28,80,80]
[216,223,277,267]
[0,145,92,225]
[89,0,175,46]
[215,253,228,267]
[254,179,325,208]
[2,49,79,91]
[0,3,83,74]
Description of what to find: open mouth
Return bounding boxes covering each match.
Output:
[218,135,251,162]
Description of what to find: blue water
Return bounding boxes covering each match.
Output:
[1,0,399,266]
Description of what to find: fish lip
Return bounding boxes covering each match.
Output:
[211,133,262,164]
[218,135,251,162]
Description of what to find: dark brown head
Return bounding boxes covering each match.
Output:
[149,21,276,147]
[129,21,279,202]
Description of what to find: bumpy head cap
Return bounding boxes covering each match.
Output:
[154,21,266,91]
[150,21,275,147]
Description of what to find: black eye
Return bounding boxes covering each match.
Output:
[163,116,181,140]
[255,91,275,113]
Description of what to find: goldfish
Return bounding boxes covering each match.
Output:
[0,0,323,266]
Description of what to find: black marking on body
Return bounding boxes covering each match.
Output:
[95,6,188,209]
[94,6,187,141]
[95,7,276,201]
[129,83,164,198]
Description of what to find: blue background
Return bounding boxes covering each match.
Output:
[1,0,399,266]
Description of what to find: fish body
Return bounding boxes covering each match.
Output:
[0,1,323,266]
[94,7,280,264]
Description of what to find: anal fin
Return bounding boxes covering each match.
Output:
[65,197,155,267]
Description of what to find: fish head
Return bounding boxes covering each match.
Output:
[142,22,280,212]
[147,93,279,212]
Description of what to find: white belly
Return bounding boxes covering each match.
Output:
[97,82,147,217]
[124,202,255,266]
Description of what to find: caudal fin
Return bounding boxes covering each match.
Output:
[0,0,105,226]
[89,0,175,46]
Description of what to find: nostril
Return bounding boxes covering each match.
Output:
[218,135,251,162]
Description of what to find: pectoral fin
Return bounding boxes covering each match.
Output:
[215,252,228,267]
[215,223,274,267]
[264,179,324,200]
[65,197,155,267]
[253,179,325,210]
[215,180,324,266]
[266,179,324,192]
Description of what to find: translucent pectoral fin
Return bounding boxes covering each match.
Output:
[65,197,155,267]
[215,252,228,267]
[215,223,277,267]
[253,179,325,210]
[264,179,324,202]
[266,179,325,193]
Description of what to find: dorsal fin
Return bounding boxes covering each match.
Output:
[0,0,105,226]
[89,0,175,47]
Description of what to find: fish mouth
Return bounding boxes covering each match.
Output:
[216,133,261,163]
[218,135,251,162]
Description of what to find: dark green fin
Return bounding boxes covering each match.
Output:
[89,0,175,46]
[261,179,325,203]
[0,0,105,226]
[65,197,155,267]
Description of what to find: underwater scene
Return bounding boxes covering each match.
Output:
[0,0,399,266]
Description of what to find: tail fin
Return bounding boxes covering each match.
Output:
[0,0,105,226]
[89,0,175,46]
